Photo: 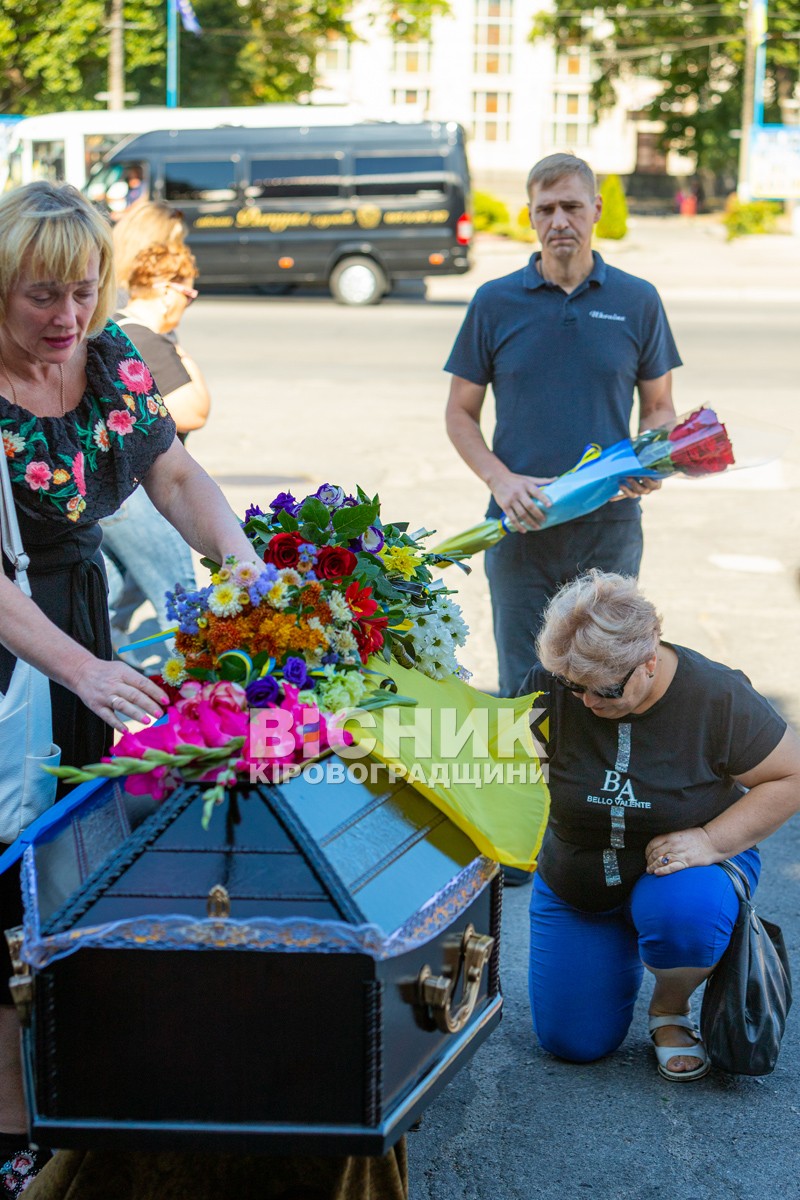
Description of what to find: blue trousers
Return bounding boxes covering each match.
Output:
[101,486,196,667]
[485,516,643,697]
[528,849,760,1063]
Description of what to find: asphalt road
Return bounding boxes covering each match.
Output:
[173,226,800,1200]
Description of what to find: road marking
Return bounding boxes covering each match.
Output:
[709,554,786,574]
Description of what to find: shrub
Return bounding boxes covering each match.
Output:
[473,190,510,232]
[595,174,628,240]
[517,204,532,229]
[722,197,783,241]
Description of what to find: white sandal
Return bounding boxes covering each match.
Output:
[649,1015,711,1082]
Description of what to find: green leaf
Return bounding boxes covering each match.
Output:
[331,501,379,541]
[298,496,331,528]
[200,556,221,574]
[277,509,300,532]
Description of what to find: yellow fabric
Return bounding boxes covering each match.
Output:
[347,659,550,871]
[431,518,506,563]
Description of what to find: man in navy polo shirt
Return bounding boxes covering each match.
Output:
[445,152,681,699]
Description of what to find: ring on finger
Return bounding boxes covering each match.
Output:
[109,694,123,711]
[660,855,670,865]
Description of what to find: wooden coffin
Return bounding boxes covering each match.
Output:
[10,757,502,1154]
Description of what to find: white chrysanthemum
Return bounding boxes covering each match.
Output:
[267,581,290,610]
[328,591,352,623]
[404,595,468,681]
[208,583,244,617]
[278,568,302,587]
[162,653,187,686]
[331,628,359,656]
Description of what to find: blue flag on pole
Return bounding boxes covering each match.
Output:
[176,0,202,35]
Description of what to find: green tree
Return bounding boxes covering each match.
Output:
[0,0,450,114]
[530,0,800,174]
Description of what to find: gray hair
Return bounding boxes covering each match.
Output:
[526,153,596,201]
[536,570,662,686]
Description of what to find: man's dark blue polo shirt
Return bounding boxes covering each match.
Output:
[444,251,682,520]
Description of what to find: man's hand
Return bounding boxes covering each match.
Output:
[489,471,555,533]
[645,827,719,875]
[615,476,663,500]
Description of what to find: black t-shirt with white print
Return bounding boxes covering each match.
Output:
[518,644,786,912]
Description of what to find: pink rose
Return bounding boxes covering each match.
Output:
[117,358,154,393]
[24,461,52,491]
[107,409,137,436]
[72,451,86,497]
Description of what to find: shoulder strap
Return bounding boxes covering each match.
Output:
[718,858,751,902]
[0,438,32,596]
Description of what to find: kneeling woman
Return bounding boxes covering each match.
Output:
[522,570,800,1080]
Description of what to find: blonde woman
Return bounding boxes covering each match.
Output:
[0,182,258,1178]
[523,570,800,1082]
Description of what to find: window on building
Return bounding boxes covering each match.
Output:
[557,48,589,77]
[164,160,237,203]
[551,122,590,148]
[476,0,513,15]
[391,88,430,108]
[473,50,512,73]
[317,35,351,73]
[391,40,431,72]
[472,91,512,142]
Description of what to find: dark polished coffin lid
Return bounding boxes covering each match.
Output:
[14,756,502,1154]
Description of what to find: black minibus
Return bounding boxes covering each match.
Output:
[87,120,473,305]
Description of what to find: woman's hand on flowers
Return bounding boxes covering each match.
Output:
[71,658,169,734]
[492,471,555,533]
[645,827,718,875]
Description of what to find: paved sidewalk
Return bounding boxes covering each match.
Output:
[429,216,800,303]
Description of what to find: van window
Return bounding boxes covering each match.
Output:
[246,156,342,199]
[164,160,238,202]
[353,153,447,198]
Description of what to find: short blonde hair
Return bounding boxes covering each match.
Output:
[526,153,596,202]
[0,182,115,337]
[113,201,187,291]
[537,570,662,686]
[127,242,198,297]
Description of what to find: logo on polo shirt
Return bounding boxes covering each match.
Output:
[590,310,626,321]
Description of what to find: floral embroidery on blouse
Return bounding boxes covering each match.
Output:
[0,322,176,525]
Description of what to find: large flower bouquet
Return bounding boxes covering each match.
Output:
[53,485,469,825]
[434,406,736,560]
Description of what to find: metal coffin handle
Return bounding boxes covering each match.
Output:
[416,923,495,1035]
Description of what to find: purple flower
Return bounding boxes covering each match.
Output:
[361,525,385,554]
[298,542,318,563]
[246,676,281,707]
[322,651,340,665]
[270,491,299,516]
[244,503,265,523]
[283,656,311,689]
[314,483,346,509]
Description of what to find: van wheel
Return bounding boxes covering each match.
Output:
[329,257,387,306]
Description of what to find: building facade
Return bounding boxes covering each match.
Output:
[315,0,658,206]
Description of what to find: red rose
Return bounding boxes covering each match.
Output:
[264,531,304,568]
[355,615,388,663]
[317,545,357,580]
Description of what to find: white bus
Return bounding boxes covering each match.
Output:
[4,105,369,192]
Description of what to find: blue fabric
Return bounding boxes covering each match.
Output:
[528,848,760,1062]
[443,251,682,520]
[101,484,195,666]
[486,517,643,696]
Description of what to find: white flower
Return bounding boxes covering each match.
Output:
[328,591,352,623]
[208,582,244,617]
[2,430,25,458]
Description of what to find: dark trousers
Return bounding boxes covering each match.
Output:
[485,517,644,697]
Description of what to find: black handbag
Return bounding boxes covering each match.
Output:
[700,860,793,1076]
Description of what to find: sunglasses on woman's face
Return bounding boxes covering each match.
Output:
[554,662,640,700]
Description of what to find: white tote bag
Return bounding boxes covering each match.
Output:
[0,445,60,845]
